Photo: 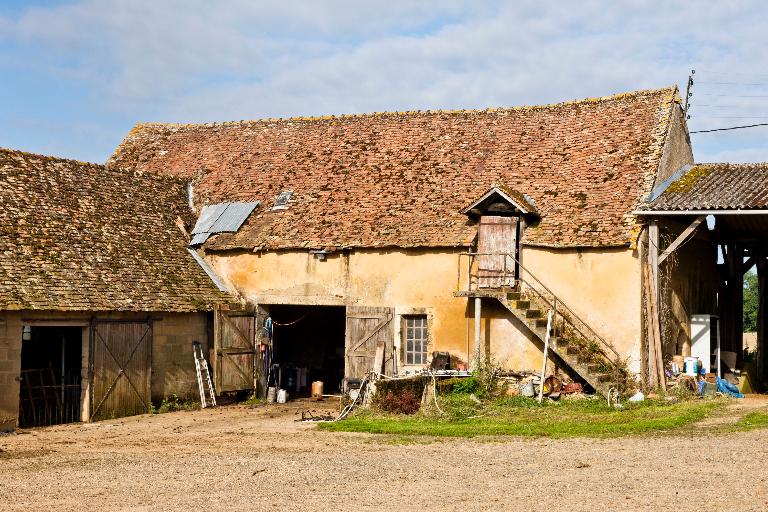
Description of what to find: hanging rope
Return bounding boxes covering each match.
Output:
[271,314,308,327]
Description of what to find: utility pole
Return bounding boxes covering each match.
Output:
[683,69,695,117]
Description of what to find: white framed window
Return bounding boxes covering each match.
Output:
[403,315,428,365]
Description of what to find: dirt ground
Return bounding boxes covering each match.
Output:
[1,398,767,512]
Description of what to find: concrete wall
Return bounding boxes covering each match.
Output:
[0,310,209,431]
[0,312,22,431]
[207,245,642,375]
[152,312,211,401]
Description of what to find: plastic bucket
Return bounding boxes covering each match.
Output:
[276,389,288,403]
[311,381,324,400]
[266,386,277,403]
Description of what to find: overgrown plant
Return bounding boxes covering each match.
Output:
[154,394,199,414]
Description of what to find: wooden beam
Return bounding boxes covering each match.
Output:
[658,215,705,264]
[742,256,757,274]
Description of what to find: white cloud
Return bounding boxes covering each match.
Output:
[2,0,767,162]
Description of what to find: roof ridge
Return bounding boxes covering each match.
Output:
[695,162,768,167]
[129,86,678,130]
[1,146,189,185]
[0,146,102,168]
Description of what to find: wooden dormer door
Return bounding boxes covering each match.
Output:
[477,215,518,288]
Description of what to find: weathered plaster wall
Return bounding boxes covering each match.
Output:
[208,248,470,367]
[656,104,694,183]
[521,246,642,359]
[0,310,209,431]
[207,246,642,374]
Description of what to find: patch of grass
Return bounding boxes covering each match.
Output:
[242,393,262,406]
[320,397,723,439]
[733,411,768,431]
[154,394,199,414]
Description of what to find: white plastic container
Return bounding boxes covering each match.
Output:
[684,357,698,376]
[276,389,288,403]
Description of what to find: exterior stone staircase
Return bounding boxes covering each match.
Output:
[475,290,619,397]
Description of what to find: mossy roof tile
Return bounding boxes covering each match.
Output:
[0,149,231,312]
[108,87,679,250]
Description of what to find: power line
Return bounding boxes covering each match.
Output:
[696,94,768,98]
[695,81,767,86]
[690,122,768,134]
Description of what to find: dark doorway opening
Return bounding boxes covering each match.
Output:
[19,326,83,428]
[269,305,346,395]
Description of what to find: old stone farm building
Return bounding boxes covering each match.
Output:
[2,85,766,429]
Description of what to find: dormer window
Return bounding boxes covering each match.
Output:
[272,191,293,211]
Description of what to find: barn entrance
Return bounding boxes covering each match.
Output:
[268,305,346,395]
[19,326,83,428]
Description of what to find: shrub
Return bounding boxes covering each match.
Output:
[376,389,421,415]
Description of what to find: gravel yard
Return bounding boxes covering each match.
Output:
[2,399,768,512]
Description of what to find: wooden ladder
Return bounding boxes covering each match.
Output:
[193,341,216,408]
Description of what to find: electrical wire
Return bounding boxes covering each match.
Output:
[690,122,768,134]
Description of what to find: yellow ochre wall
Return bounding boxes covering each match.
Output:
[207,245,642,375]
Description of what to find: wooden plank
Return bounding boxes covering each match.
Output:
[90,321,151,421]
[345,306,394,378]
[477,216,517,288]
[373,341,385,375]
[658,216,704,264]
[643,264,663,388]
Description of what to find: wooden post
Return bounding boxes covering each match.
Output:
[646,221,665,388]
[538,310,553,403]
[473,297,482,372]
[757,257,767,382]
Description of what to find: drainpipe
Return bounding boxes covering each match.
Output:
[473,297,482,372]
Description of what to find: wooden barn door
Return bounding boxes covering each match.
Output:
[214,307,256,392]
[477,215,518,288]
[89,320,152,421]
[345,306,395,378]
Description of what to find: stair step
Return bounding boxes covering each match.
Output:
[595,373,613,383]
[507,292,522,301]
[535,318,548,328]
[513,300,530,310]
[566,346,579,356]
[525,309,541,319]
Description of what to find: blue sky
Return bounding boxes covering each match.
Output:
[1,0,767,164]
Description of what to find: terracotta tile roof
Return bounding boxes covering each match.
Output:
[644,163,768,211]
[0,149,231,312]
[109,87,680,250]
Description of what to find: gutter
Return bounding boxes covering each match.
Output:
[634,210,768,216]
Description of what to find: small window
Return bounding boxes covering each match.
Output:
[272,191,293,210]
[403,315,428,365]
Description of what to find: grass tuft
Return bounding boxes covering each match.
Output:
[733,411,768,431]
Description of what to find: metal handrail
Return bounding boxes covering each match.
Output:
[457,252,621,390]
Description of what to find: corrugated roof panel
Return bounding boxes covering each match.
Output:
[210,201,259,232]
[644,163,768,211]
[189,232,211,246]
[192,203,229,234]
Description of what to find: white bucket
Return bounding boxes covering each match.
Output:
[276,389,288,403]
[266,387,277,403]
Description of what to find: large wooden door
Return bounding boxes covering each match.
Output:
[89,320,152,421]
[345,306,395,378]
[477,215,517,288]
[214,308,257,392]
